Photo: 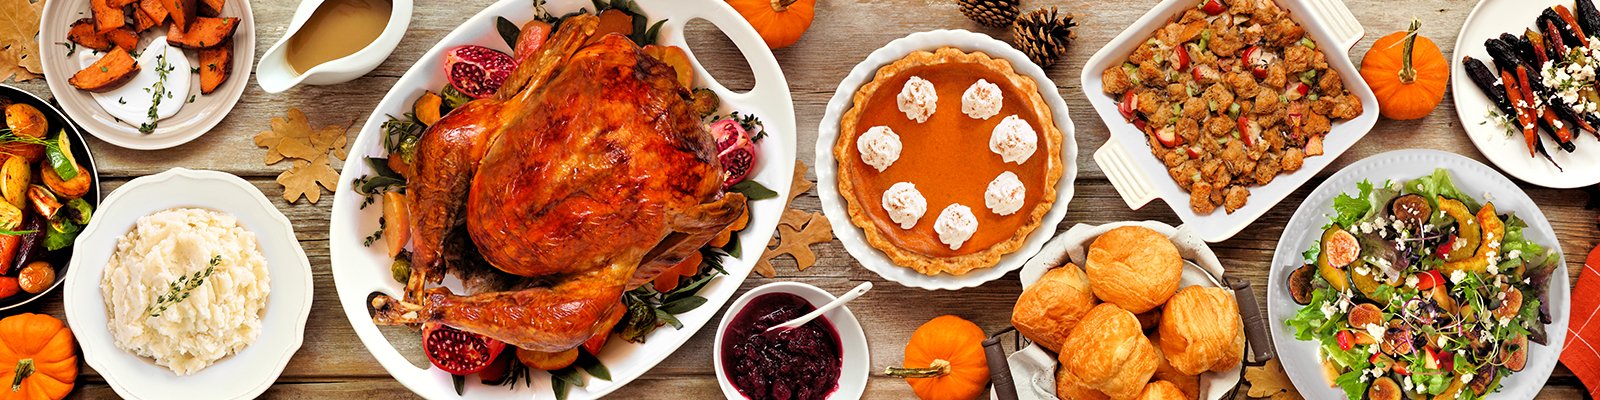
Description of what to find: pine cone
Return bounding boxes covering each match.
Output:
[1011,7,1078,67]
[959,0,1020,28]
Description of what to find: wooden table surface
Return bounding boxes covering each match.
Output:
[8,0,1600,398]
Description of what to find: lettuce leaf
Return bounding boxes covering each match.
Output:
[1331,180,1374,228]
[1405,168,1480,211]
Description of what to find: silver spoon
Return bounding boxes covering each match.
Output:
[765,281,873,333]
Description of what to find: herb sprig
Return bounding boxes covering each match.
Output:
[145,255,221,317]
[138,52,177,134]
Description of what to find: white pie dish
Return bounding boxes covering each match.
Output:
[1451,0,1600,188]
[998,221,1242,399]
[325,0,797,398]
[36,0,256,150]
[1265,149,1569,399]
[712,281,869,400]
[1082,0,1379,242]
[814,29,1079,291]
[62,168,313,400]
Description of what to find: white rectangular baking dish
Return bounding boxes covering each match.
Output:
[1081,0,1380,242]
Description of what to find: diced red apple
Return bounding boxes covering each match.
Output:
[1286,81,1310,101]
[1154,125,1180,148]
[1185,145,1202,158]
[1192,64,1221,84]
[1243,45,1276,79]
[1173,45,1191,71]
[1288,112,1304,139]
[1237,116,1261,147]
[1118,90,1139,121]
[1200,0,1226,15]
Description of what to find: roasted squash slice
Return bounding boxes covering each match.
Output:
[90,0,125,33]
[160,0,197,31]
[167,17,239,49]
[199,39,232,94]
[413,92,443,126]
[1441,202,1505,274]
[68,47,140,92]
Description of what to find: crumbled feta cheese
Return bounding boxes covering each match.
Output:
[1437,335,1448,348]
[1488,262,1500,275]
[1406,275,1420,288]
[1499,316,1512,327]
[1451,270,1467,284]
[1368,344,1379,354]
[1508,249,1522,260]
[1355,265,1371,276]
[1321,302,1337,319]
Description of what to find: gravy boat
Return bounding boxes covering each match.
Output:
[256,0,412,93]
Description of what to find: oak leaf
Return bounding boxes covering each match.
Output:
[754,212,832,277]
[0,0,45,82]
[278,156,341,204]
[254,108,350,164]
[1244,358,1303,400]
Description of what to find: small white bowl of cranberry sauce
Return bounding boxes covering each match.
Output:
[713,281,869,400]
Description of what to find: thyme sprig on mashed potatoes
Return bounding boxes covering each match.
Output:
[144,255,221,317]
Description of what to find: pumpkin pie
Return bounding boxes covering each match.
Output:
[835,47,1064,276]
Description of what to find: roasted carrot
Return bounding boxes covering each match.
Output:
[197,0,223,17]
[140,0,169,23]
[199,39,232,94]
[1503,69,1540,157]
[0,233,22,275]
[68,47,140,92]
[1557,5,1589,45]
[90,0,125,33]
[166,16,239,49]
[160,0,197,31]
[1528,29,1552,66]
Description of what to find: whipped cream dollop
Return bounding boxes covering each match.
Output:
[990,115,1038,164]
[857,126,902,172]
[882,182,927,229]
[961,79,1003,120]
[984,171,1026,216]
[934,204,978,250]
[897,76,938,123]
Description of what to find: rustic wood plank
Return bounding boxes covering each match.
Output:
[8,0,1599,397]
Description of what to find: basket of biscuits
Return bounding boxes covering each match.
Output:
[988,221,1274,399]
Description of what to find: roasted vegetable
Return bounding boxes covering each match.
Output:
[40,162,90,200]
[10,214,44,270]
[1287,264,1316,305]
[25,186,59,221]
[90,0,126,33]
[16,262,52,294]
[141,0,170,24]
[199,39,233,94]
[413,92,443,126]
[160,0,197,31]
[3,103,46,139]
[0,156,29,208]
[68,18,137,52]
[1555,5,1589,45]
[1579,0,1600,37]
[68,47,140,92]
[167,17,240,49]
[197,0,223,17]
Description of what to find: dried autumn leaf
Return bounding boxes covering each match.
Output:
[755,212,832,277]
[1244,358,1302,400]
[0,0,46,81]
[278,156,341,204]
[255,108,351,164]
[784,160,814,206]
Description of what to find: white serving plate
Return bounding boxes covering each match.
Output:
[327,0,796,398]
[1001,221,1242,400]
[1083,0,1379,242]
[1265,149,1569,398]
[815,30,1078,291]
[712,282,869,400]
[1451,0,1600,188]
[37,0,256,150]
[62,168,314,400]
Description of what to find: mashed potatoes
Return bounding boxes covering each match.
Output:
[100,208,269,375]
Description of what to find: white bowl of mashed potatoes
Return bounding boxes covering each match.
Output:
[63,168,312,400]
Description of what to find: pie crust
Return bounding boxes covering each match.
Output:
[834,47,1064,276]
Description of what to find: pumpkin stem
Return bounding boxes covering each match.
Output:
[1399,18,1421,84]
[884,358,952,379]
[9,359,31,392]
[772,0,798,12]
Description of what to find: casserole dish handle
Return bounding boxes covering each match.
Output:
[1094,141,1159,210]
[1303,0,1365,49]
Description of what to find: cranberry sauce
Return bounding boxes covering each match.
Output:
[721,292,843,400]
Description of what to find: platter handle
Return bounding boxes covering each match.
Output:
[1225,275,1276,362]
[1093,140,1158,210]
[658,4,791,111]
[1301,0,1365,50]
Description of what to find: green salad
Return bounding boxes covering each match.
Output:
[1284,169,1560,400]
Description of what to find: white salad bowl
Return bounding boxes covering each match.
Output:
[327,0,796,398]
[713,282,869,400]
[1083,0,1379,242]
[1265,149,1569,399]
[62,168,314,400]
[815,29,1078,291]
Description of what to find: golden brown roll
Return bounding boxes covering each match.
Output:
[1060,304,1159,400]
[1056,365,1110,400]
[1159,286,1246,375]
[1084,226,1182,313]
[1148,331,1199,400]
[1013,263,1098,352]
[1137,381,1188,400]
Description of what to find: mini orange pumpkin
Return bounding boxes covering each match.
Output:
[0,313,76,400]
[728,0,815,49]
[1359,19,1448,120]
[887,315,990,400]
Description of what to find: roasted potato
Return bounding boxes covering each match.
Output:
[41,162,90,200]
[0,156,30,208]
[3,103,46,138]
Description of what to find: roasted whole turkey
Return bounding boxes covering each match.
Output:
[370,15,746,352]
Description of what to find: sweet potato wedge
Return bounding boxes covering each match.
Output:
[160,0,197,31]
[109,0,139,6]
[140,0,169,23]
[167,16,238,49]
[197,0,223,17]
[199,39,231,94]
[69,19,138,52]
[134,7,158,32]
[90,0,125,33]
[69,48,140,92]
